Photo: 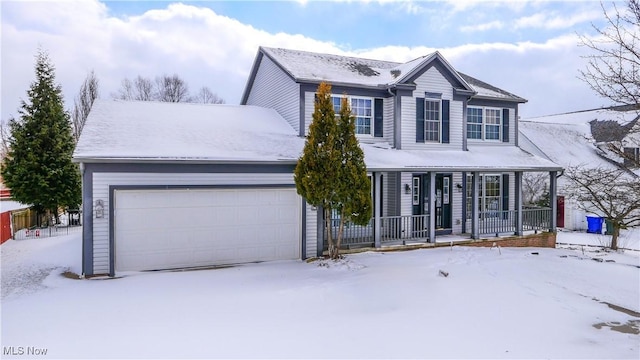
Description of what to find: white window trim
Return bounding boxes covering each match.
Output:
[467,106,502,142]
[331,95,374,137]
[424,98,442,143]
[466,173,503,218]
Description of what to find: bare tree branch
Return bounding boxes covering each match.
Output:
[522,172,548,205]
[0,118,12,161]
[563,165,640,249]
[112,74,226,105]
[72,70,99,142]
[578,1,640,108]
[113,75,153,101]
[155,74,189,102]
[193,86,225,104]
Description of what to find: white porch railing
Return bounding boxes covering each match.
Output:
[322,214,431,249]
[477,207,552,236]
[322,208,552,250]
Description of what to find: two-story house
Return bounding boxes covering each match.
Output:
[242,47,561,254]
[74,46,561,277]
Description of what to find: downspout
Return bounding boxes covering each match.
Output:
[387,86,400,149]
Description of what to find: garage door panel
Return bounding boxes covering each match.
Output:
[115,188,300,271]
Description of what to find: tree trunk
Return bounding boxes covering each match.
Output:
[610,225,619,250]
[325,207,336,259]
[332,216,345,260]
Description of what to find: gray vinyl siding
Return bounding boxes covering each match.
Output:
[401,66,464,150]
[305,203,317,259]
[246,56,300,132]
[400,172,413,217]
[383,97,395,146]
[91,172,296,275]
[304,91,394,146]
[384,172,399,217]
[304,91,314,136]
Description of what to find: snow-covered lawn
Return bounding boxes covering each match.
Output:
[1,231,639,359]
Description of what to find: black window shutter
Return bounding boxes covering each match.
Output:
[374,98,384,137]
[502,108,510,143]
[416,98,425,142]
[442,100,450,144]
[502,174,509,219]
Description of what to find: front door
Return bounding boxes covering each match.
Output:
[412,173,453,237]
[435,174,452,234]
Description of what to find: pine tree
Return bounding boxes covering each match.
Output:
[334,96,372,257]
[1,50,81,224]
[294,83,372,259]
[294,82,342,258]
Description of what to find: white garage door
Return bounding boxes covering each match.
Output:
[114,188,300,271]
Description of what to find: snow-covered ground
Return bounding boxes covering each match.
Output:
[1,231,639,359]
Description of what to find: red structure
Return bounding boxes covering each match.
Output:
[557,196,565,228]
[0,211,11,244]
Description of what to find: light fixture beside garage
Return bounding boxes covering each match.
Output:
[94,199,104,218]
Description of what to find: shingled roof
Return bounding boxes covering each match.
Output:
[243,47,526,103]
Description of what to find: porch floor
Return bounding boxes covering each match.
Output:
[334,230,553,255]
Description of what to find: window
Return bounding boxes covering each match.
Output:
[466,174,502,218]
[412,177,420,206]
[467,107,483,140]
[424,99,440,142]
[467,107,502,141]
[332,95,373,135]
[623,147,640,168]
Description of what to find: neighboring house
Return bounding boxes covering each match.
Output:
[75,47,561,277]
[519,107,640,231]
[588,107,640,173]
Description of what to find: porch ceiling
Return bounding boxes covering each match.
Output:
[361,144,563,173]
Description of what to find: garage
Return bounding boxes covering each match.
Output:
[114,188,301,271]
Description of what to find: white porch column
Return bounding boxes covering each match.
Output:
[515,171,523,236]
[374,172,382,248]
[550,171,558,232]
[472,172,480,239]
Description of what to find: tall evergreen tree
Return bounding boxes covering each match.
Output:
[294,82,342,258]
[294,83,372,259]
[334,96,372,257]
[1,50,81,223]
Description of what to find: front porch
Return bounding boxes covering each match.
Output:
[322,207,553,250]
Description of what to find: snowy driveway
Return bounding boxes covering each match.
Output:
[1,232,639,359]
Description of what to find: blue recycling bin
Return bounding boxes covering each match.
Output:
[586,216,604,234]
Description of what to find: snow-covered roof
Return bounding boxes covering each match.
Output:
[524,107,638,126]
[74,99,559,172]
[73,100,305,163]
[363,144,560,172]
[520,107,639,170]
[459,73,526,102]
[0,200,30,213]
[257,47,525,103]
[519,121,610,169]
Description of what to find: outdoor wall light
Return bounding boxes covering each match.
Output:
[94,199,104,219]
[404,183,411,194]
[456,183,463,192]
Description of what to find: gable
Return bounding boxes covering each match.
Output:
[398,55,472,94]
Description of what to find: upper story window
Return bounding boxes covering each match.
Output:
[424,99,441,142]
[416,95,450,144]
[623,147,640,168]
[332,95,373,136]
[467,106,502,141]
